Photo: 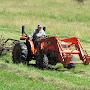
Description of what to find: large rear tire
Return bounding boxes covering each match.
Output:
[12,42,28,64]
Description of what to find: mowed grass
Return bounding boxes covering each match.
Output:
[0,56,90,90]
[0,0,90,90]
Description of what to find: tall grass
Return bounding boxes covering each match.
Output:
[0,0,90,41]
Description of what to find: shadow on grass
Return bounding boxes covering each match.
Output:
[27,63,68,72]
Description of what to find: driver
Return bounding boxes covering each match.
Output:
[32,24,46,41]
[32,24,46,47]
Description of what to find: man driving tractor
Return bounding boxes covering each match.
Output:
[32,24,46,47]
[12,25,90,69]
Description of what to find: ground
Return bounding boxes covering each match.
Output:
[0,0,90,90]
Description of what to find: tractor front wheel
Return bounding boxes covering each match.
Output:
[36,53,49,69]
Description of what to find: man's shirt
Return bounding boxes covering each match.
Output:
[32,29,46,40]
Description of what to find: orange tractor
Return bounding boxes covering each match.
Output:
[12,26,90,69]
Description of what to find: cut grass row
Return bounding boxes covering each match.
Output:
[0,53,90,90]
[0,60,90,90]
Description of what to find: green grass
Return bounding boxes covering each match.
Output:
[0,0,90,90]
[0,58,90,90]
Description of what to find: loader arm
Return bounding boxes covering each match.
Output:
[40,37,73,65]
[61,37,90,65]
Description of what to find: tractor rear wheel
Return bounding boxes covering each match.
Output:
[12,42,28,64]
[36,53,49,69]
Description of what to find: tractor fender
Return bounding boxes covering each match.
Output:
[27,39,35,55]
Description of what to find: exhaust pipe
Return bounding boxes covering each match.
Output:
[22,25,25,35]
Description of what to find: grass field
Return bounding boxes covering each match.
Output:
[0,0,90,90]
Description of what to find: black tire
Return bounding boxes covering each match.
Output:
[12,42,28,64]
[36,53,48,69]
[47,52,58,65]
